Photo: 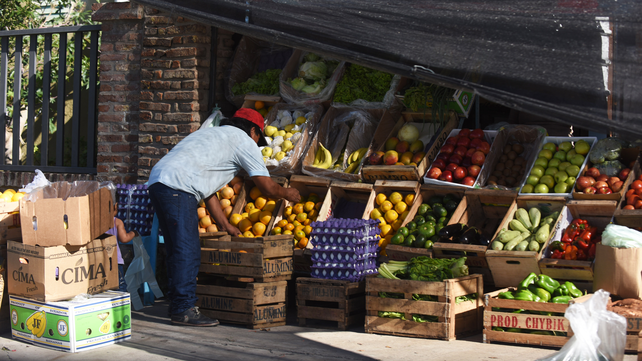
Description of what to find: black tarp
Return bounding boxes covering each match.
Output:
[134,0,642,138]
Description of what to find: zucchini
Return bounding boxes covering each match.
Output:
[515,208,532,230]
[491,240,504,251]
[504,235,525,251]
[515,240,529,252]
[529,240,540,252]
[498,230,521,244]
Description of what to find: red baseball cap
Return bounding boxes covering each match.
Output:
[233,108,268,146]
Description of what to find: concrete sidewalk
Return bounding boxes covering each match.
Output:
[0,299,637,361]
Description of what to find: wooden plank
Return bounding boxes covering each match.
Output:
[297,305,345,321]
[484,311,570,332]
[366,296,450,317]
[364,316,451,340]
[196,284,253,299]
[538,258,594,282]
[196,295,254,313]
[385,244,432,261]
[366,276,446,296]
[200,302,286,326]
[483,329,569,348]
[200,257,293,279]
[297,284,349,303]
[432,243,489,268]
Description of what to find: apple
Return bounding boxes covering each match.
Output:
[526,175,540,186]
[432,158,446,170]
[456,137,471,148]
[540,175,555,189]
[427,167,442,179]
[624,205,636,210]
[396,141,410,154]
[440,144,455,155]
[470,129,484,139]
[459,129,471,138]
[566,165,580,177]
[462,176,476,186]
[608,176,620,187]
[619,168,631,181]
[570,154,585,166]
[553,150,567,161]
[554,183,569,193]
[454,146,468,157]
[559,141,573,152]
[468,165,481,177]
[530,165,545,178]
[384,150,399,165]
[471,151,485,166]
[545,167,558,176]
[368,151,385,165]
[558,162,571,172]
[449,154,462,165]
[636,200,642,209]
[409,140,424,153]
[548,158,561,169]
[411,152,425,164]
[534,157,549,168]
[576,176,595,190]
[566,176,576,186]
[477,141,491,155]
[465,147,477,158]
[565,149,577,162]
[585,167,600,178]
[594,181,609,189]
[612,180,624,193]
[522,184,534,193]
[575,140,591,155]
[437,152,450,161]
[583,187,597,194]
[454,166,468,180]
[445,136,458,146]
[538,149,553,160]
[439,170,453,182]
[534,184,550,193]
[400,152,414,165]
[554,170,569,184]
[469,138,483,149]
[446,162,459,173]
[385,137,399,151]
[596,174,609,182]
[597,187,612,195]
[461,157,473,168]
[542,142,557,152]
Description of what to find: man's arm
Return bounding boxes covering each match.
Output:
[205,194,241,236]
[252,176,301,203]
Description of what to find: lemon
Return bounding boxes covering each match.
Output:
[261,147,273,158]
[384,210,399,223]
[375,193,387,206]
[284,124,296,132]
[389,192,403,205]
[370,208,382,220]
[296,116,307,126]
[284,132,293,140]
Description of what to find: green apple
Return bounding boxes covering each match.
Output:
[566,165,580,177]
[521,184,534,193]
[534,184,550,193]
[543,142,557,152]
[538,149,553,160]
[261,147,273,158]
[534,157,549,169]
[554,182,569,193]
[264,125,278,137]
[554,170,569,184]
[558,162,571,172]
[575,140,591,155]
[548,158,561,169]
[570,154,585,166]
[545,167,558,176]
[559,141,573,152]
[553,150,567,161]
[274,151,286,161]
[530,165,545,178]
[526,175,540,186]
[566,176,576,186]
[565,149,577,162]
[540,175,555,189]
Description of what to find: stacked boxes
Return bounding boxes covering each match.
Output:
[116,184,154,237]
[309,219,380,281]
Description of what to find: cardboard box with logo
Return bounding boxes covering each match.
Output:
[10,290,131,352]
[19,182,114,247]
[7,234,118,302]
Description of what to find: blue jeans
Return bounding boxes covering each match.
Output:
[118,264,127,292]
[148,183,200,315]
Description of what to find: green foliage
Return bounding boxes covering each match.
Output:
[231,68,281,96]
[332,64,393,104]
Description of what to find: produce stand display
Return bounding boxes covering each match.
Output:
[316,181,375,222]
[296,277,366,330]
[571,146,639,201]
[364,274,483,340]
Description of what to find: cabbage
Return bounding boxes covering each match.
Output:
[290,77,307,91]
[299,61,328,81]
[398,124,420,143]
[301,82,324,95]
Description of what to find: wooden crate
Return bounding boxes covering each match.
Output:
[231,176,289,235]
[483,287,592,347]
[486,196,565,288]
[370,180,420,255]
[572,147,639,201]
[385,244,432,261]
[293,249,312,274]
[365,275,484,340]
[0,201,21,244]
[361,115,457,183]
[196,275,287,329]
[607,299,642,354]
[614,160,642,229]
[317,181,375,222]
[296,277,366,330]
[200,234,294,282]
[538,200,615,282]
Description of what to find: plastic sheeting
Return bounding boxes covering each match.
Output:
[135,0,642,137]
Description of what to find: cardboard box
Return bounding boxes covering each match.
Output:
[594,243,642,299]
[20,184,113,247]
[7,235,118,302]
[10,291,131,352]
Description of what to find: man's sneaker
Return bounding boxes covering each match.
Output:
[170,307,220,327]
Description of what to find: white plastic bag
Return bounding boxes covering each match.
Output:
[602,224,642,248]
[19,169,51,196]
[125,235,164,310]
[199,106,225,130]
[537,289,626,361]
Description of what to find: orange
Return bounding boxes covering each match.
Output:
[199,216,212,228]
[284,206,293,217]
[303,225,312,236]
[297,237,309,249]
[229,176,243,187]
[197,207,207,219]
[283,230,293,235]
[304,201,315,212]
[294,225,304,233]
[277,219,288,228]
[233,182,243,195]
[384,210,399,223]
[252,222,266,236]
[248,209,261,223]
[263,200,276,212]
[259,211,272,225]
[404,194,415,206]
[249,187,262,201]
[296,212,307,223]
[389,192,403,205]
[391,219,403,231]
[376,217,386,226]
[229,214,243,227]
[394,201,407,214]
[284,223,295,231]
[288,214,297,223]
[400,210,409,221]
[307,209,318,219]
[238,218,253,233]
[292,220,302,228]
[219,186,234,200]
[245,202,256,213]
[206,224,219,233]
[294,230,306,240]
[254,100,265,110]
[241,212,249,219]
[272,227,282,235]
[231,194,238,205]
[380,200,393,213]
[198,228,206,233]
[220,198,231,209]
[370,208,382,220]
[375,193,387,206]
[315,202,323,211]
[242,231,255,238]
[380,224,392,237]
[223,206,233,219]
[293,203,304,215]
[254,196,267,210]
[303,219,312,226]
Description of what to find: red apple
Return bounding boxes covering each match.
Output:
[576,176,595,190]
[446,163,459,173]
[384,150,399,165]
[596,174,609,183]
[440,144,455,155]
[594,181,609,189]
[461,157,472,168]
[454,146,468,158]
[468,165,481,177]
[456,137,471,148]
[470,129,484,139]
[445,136,458,146]
[465,147,477,158]
[395,141,410,154]
[462,176,476,186]
[583,187,597,194]
[459,129,471,138]
[619,168,631,181]
[638,174,642,182]
[368,151,385,165]
[437,152,450,161]
[469,138,483,149]
[427,167,442,179]
[612,180,624,193]
[439,170,453,182]
[608,176,620,188]
[432,158,446,170]
[585,167,601,178]
[471,151,486,166]
[597,187,612,195]
[477,141,491,155]
[449,154,462,165]
[454,166,468,180]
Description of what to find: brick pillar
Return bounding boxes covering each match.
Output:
[92,2,144,184]
[137,10,211,180]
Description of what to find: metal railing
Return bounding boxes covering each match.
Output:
[0,25,101,173]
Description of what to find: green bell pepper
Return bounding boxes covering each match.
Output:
[518,272,539,291]
[528,285,552,302]
[506,328,522,333]
[498,291,515,300]
[492,327,505,332]
[551,296,573,304]
[514,289,540,302]
[531,330,555,336]
[512,309,525,314]
[564,281,583,298]
[536,275,560,294]
[553,284,570,297]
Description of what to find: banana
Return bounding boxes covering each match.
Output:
[313,143,333,169]
[313,146,324,166]
[344,161,360,173]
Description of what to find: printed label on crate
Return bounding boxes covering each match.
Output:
[206,251,243,265]
[627,317,642,332]
[298,286,343,300]
[263,285,278,298]
[253,304,286,322]
[489,313,568,332]
[199,296,236,312]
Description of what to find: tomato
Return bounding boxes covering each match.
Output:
[633,180,642,191]
[627,189,636,198]
[624,205,636,210]
[627,194,641,206]
[636,200,642,209]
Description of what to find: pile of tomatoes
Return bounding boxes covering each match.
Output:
[623,174,642,210]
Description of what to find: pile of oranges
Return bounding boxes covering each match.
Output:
[197,176,243,233]
[0,189,25,203]
[369,191,414,256]
[271,193,323,249]
[228,186,278,238]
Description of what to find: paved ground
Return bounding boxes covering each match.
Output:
[0,299,637,361]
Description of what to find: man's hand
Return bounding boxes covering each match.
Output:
[285,187,301,204]
[222,224,242,237]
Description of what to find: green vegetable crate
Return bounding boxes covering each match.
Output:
[538,200,616,283]
[486,196,565,288]
[571,147,639,201]
[432,188,516,287]
[364,274,483,340]
[483,287,592,347]
[360,113,457,183]
[296,278,366,330]
[385,184,467,261]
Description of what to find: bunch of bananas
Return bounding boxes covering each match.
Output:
[344,147,368,173]
[312,143,333,169]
